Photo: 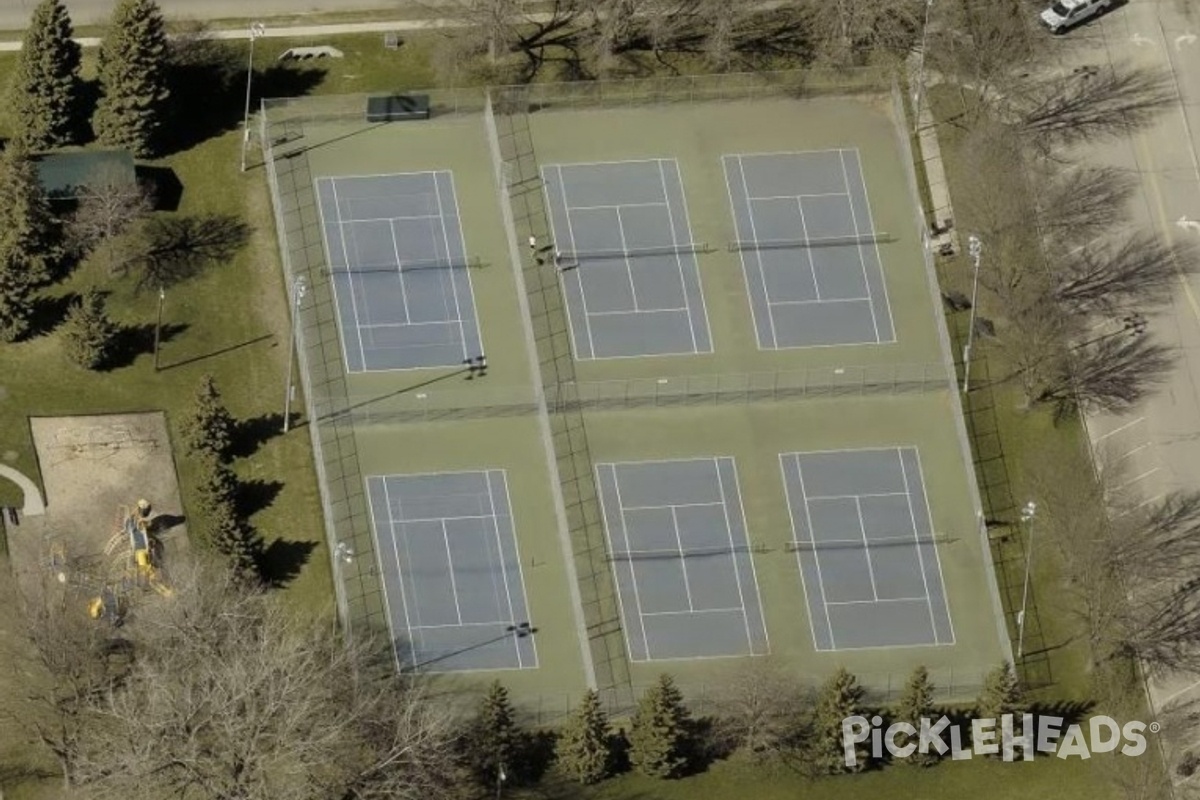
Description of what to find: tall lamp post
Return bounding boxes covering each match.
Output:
[283,276,307,432]
[962,234,983,393]
[1016,501,1037,659]
[240,22,267,172]
[153,286,165,371]
[332,541,354,636]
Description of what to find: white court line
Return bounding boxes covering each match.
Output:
[669,159,714,354]
[910,448,956,646]
[446,171,485,364]
[895,449,938,641]
[499,471,539,669]
[722,156,770,352]
[393,513,501,524]
[334,213,445,224]
[557,166,598,360]
[554,157,671,170]
[359,320,457,330]
[749,191,851,202]
[855,498,880,602]
[621,500,724,512]
[807,491,910,501]
[826,596,929,606]
[837,149,881,343]
[329,179,370,370]
[329,168,444,181]
[440,520,465,626]
[670,506,697,612]
[770,297,870,307]
[484,470,523,670]
[614,207,640,312]
[843,148,897,342]
[793,196,822,302]
[314,178,363,375]
[735,155,781,349]
[641,606,747,617]
[598,464,651,661]
[656,159,700,354]
[367,479,410,671]
[387,220,413,324]
[567,201,668,211]
[714,457,759,655]
[792,454,838,649]
[432,174,470,361]
[586,307,689,317]
[539,166,584,362]
[412,620,519,630]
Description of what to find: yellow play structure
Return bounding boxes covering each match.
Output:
[103,499,173,602]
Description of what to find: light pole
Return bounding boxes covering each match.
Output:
[961,235,983,393]
[153,286,165,371]
[240,22,266,172]
[332,541,354,635]
[1016,500,1037,659]
[283,275,307,432]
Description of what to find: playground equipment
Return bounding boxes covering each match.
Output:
[104,499,173,598]
[42,538,128,625]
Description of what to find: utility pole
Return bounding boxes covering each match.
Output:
[240,22,267,172]
[1016,500,1037,659]
[962,235,982,393]
[283,275,307,432]
[153,286,165,371]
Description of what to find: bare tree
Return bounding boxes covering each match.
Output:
[68,167,154,272]
[711,659,811,760]
[71,564,460,800]
[993,294,1080,402]
[1109,493,1200,586]
[1015,64,1177,150]
[1053,233,1195,316]
[1111,577,1200,674]
[1033,165,1137,247]
[1035,332,1175,417]
[801,0,925,66]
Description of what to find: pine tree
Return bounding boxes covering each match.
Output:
[628,674,692,779]
[94,0,170,157]
[0,258,34,342]
[206,497,260,582]
[9,0,82,149]
[194,449,238,516]
[811,667,868,774]
[467,681,519,786]
[558,689,612,784]
[183,374,235,461]
[0,142,61,286]
[61,287,116,369]
[895,666,938,767]
[976,662,1025,720]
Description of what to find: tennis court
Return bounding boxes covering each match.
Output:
[366,469,538,672]
[723,150,895,350]
[779,447,954,651]
[541,159,712,360]
[595,457,769,661]
[316,172,484,372]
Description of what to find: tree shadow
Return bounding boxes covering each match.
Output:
[229,411,294,459]
[161,30,328,155]
[235,478,284,519]
[28,291,79,337]
[257,537,318,587]
[103,321,188,370]
[75,77,101,145]
[514,729,558,784]
[136,165,183,212]
[131,213,252,293]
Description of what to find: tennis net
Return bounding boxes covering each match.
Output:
[605,543,767,562]
[785,534,950,552]
[728,232,891,252]
[556,242,712,263]
[324,256,485,275]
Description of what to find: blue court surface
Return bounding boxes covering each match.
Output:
[316,172,484,372]
[724,150,896,349]
[366,470,537,672]
[542,159,713,360]
[595,457,769,661]
[779,447,954,651]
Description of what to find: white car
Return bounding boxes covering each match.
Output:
[1040,0,1111,33]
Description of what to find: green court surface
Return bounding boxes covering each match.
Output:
[262,77,1009,712]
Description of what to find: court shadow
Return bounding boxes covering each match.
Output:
[279,122,393,160]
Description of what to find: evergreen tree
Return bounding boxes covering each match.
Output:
[811,667,868,774]
[466,681,519,786]
[628,674,691,779]
[194,449,238,517]
[94,0,170,157]
[192,449,260,581]
[183,374,235,461]
[895,666,938,767]
[61,287,116,369]
[9,0,82,149]
[0,258,34,342]
[976,662,1025,720]
[0,142,61,286]
[558,689,612,784]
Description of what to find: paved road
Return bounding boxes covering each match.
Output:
[0,0,403,29]
[1049,0,1200,784]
